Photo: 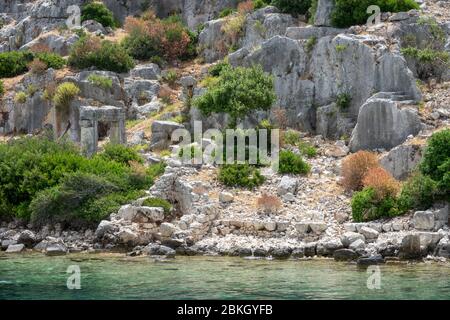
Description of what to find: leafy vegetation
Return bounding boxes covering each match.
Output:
[87,74,113,90]
[420,129,450,195]
[123,11,197,61]
[68,35,134,73]
[218,163,265,189]
[336,92,352,111]
[53,82,80,110]
[0,51,65,78]
[81,1,117,28]
[271,0,313,16]
[278,150,311,175]
[193,65,276,127]
[350,130,450,221]
[331,0,419,28]
[401,47,450,81]
[0,136,163,228]
[0,80,4,97]
[351,187,400,222]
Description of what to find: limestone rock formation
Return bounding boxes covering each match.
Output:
[349,96,422,151]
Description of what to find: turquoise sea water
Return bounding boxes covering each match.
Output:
[0,253,450,300]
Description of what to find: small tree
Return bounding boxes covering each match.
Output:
[194,65,276,127]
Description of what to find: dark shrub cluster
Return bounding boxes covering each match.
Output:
[81,1,117,28]
[194,65,276,127]
[68,35,134,73]
[0,137,164,228]
[0,51,65,78]
[218,163,265,189]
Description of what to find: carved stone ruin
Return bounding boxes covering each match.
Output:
[79,106,126,157]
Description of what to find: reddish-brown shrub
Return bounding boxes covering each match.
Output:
[28,58,48,74]
[123,10,192,61]
[272,107,288,129]
[257,193,282,214]
[362,167,400,200]
[341,150,379,191]
[238,0,254,14]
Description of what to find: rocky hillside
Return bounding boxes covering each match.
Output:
[0,0,449,263]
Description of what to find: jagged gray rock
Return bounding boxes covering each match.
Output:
[380,143,423,180]
[349,97,422,152]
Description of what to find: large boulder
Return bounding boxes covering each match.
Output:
[413,210,435,231]
[17,230,37,248]
[130,63,161,80]
[277,176,298,196]
[150,121,185,150]
[349,97,422,152]
[399,234,423,259]
[5,244,25,253]
[380,143,423,180]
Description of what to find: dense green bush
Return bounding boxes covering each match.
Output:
[397,173,438,212]
[68,36,134,73]
[352,187,400,222]
[34,52,66,70]
[194,65,276,127]
[81,1,117,28]
[278,150,311,175]
[0,136,163,227]
[218,163,265,188]
[253,0,271,9]
[219,8,236,18]
[271,0,313,16]
[0,80,4,97]
[0,51,33,78]
[142,197,172,214]
[98,143,143,165]
[420,129,450,183]
[208,60,230,77]
[0,51,65,78]
[331,0,419,28]
[401,47,450,81]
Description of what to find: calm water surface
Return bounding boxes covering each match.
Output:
[0,253,450,300]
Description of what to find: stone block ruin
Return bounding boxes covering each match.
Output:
[79,106,126,157]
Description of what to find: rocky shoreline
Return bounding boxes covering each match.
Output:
[2,157,449,265]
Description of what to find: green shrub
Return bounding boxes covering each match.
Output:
[193,65,276,127]
[271,0,313,16]
[87,74,113,90]
[81,1,117,28]
[336,92,352,111]
[219,8,236,18]
[397,173,438,212]
[163,70,178,87]
[53,82,80,109]
[69,36,134,73]
[208,60,230,77]
[278,150,311,175]
[254,0,271,9]
[401,47,450,81]
[34,52,66,69]
[142,197,172,214]
[420,129,450,192]
[0,51,33,78]
[0,80,4,97]
[0,51,65,78]
[306,36,317,53]
[0,136,161,226]
[352,187,400,222]
[14,91,27,104]
[98,143,143,165]
[218,163,265,188]
[331,0,419,28]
